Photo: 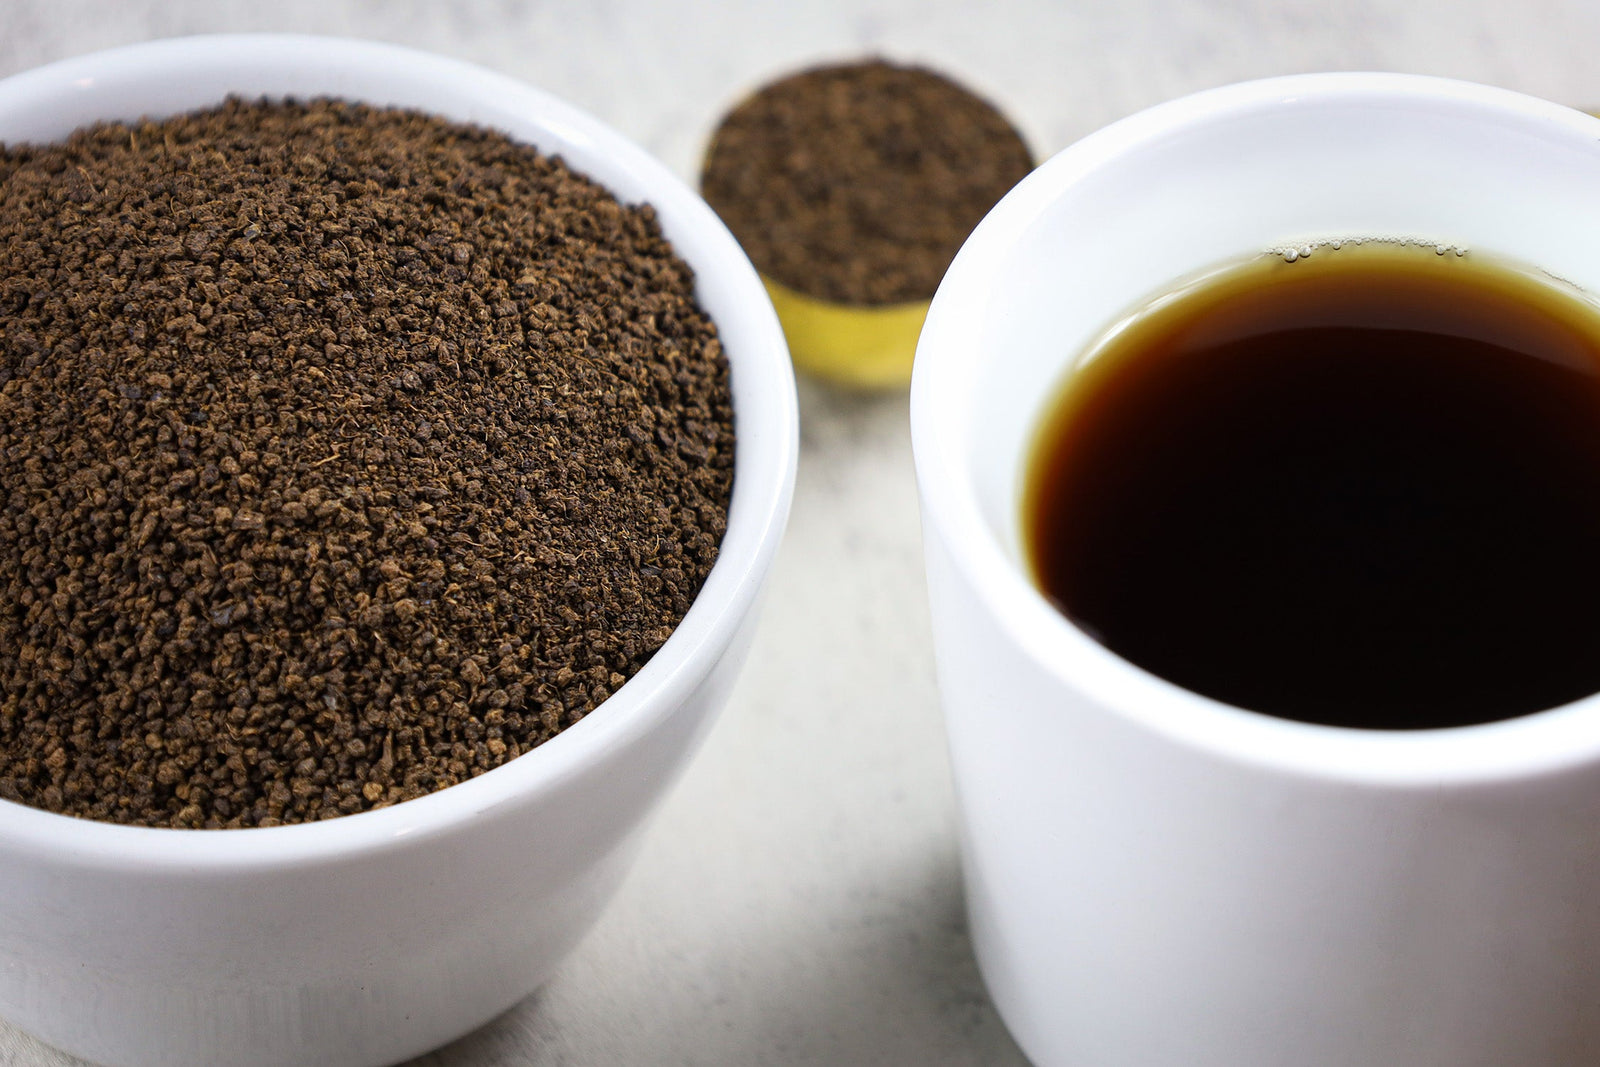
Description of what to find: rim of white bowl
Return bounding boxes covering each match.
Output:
[0,34,798,865]
[912,71,1600,789]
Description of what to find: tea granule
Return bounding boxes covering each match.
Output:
[700,59,1033,305]
[0,98,734,828]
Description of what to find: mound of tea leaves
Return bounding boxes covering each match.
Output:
[0,98,734,828]
[701,59,1033,305]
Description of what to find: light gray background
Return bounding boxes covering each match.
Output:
[3,2,1599,1064]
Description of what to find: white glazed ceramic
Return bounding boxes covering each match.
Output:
[912,73,1600,1067]
[0,35,796,1067]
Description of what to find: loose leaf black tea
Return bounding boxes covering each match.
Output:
[1025,241,1600,729]
[0,98,734,827]
[700,59,1033,306]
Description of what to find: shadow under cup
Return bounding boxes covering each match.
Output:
[911,74,1600,1067]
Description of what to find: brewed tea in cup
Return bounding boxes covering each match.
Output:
[1022,240,1600,729]
[912,73,1600,1067]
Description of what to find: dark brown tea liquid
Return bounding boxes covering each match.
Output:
[1024,242,1600,729]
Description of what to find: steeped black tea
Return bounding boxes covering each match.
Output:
[1025,242,1600,729]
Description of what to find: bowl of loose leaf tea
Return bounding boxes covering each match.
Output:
[0,34,796,1067]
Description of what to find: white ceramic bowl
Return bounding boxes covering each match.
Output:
[0,34,797,1067]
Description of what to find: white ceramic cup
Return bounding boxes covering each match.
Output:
[0,35,796,1067]
[911,73,1600,1067]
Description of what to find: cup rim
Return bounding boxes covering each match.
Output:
[911,71,1600,787]
[0,34,798,865]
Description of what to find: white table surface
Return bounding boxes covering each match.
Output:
[3,2,1599,1063]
